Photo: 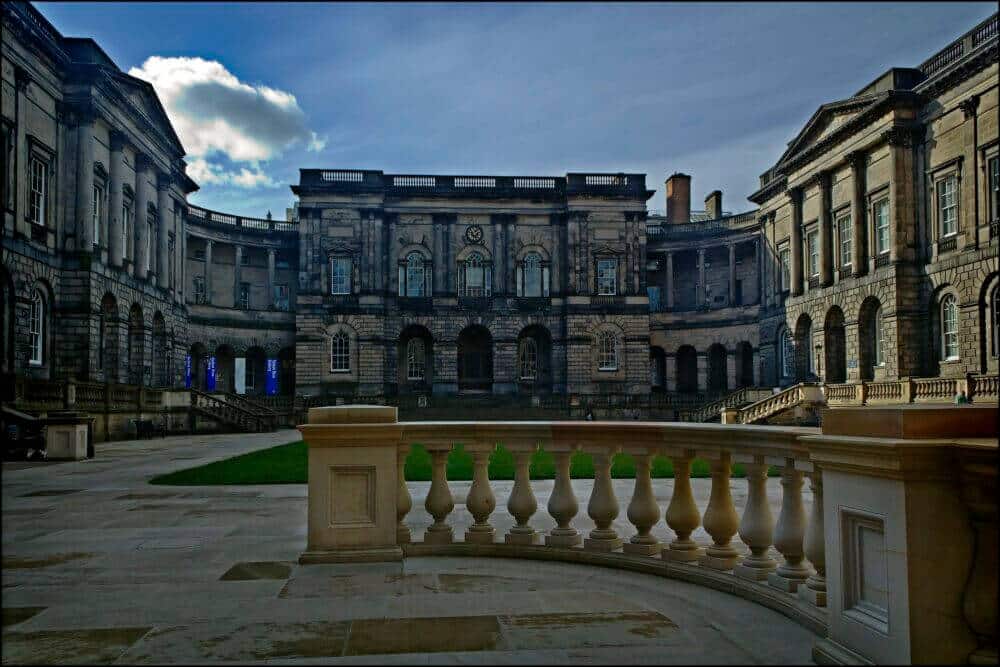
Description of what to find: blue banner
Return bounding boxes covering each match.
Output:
[206,356,217,392]
[266,358,278,396]
[185,355,192,389]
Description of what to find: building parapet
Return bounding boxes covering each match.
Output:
[647,210,759,241]
[186,204,297,234]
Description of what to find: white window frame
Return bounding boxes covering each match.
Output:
[401,252,426,297]
[778,246,791,292]
[806,228,819,277]
[518,337,538,380]
[989,156,999,224]
[331,332,350,372]
[940,294,959,361]
[874,198,890,256]
[937,175,958,238]
[29,290,44,365]
[122,200,133,261]
[837,213,852,268]
[330,257,352,295]
[146,211,155,274]
[406,338,425,381]
[460,252,491,297]
[780,328,794,379]
[873,306,885,367]
[520,253,545,298]
[28,155,48,227]
[598,331,618,371]
[992,286,1000,359]
[597,258,617,296]
[92,182,104,246]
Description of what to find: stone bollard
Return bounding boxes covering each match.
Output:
[298,405,404,564]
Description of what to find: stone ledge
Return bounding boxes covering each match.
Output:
[400,541,828,636]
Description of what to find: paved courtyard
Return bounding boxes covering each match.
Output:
[3,430,818,664]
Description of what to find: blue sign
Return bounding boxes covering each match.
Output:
[185,355,192,388]
[265,358,279,396]
[206,356,217,391]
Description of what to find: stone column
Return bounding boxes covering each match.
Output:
[13,69,30,239]
[506,447,539,545]
[234,245,243,307]
[664,251,674,310]
[396,446,411,544]
[178,223,186,305]
[699,454,740,570]
[267,249,276,308]
[818,172,833,287]
[464,447,497,544]
[546,449,581,547]
[75,109,95,251]
[728,243,736,305]
[848,151,867,277]
[799,469,826,606]
[697,248,706,306]
[663,454,703,561]
[506,218,517,295]
[887,127,917,264]
[756,236,765,306]
[424,447,455,544]
[768,462,811,592]
[156,176,171,289]
[584,447,622,551]
[432,217,444,296]
[789,187,804,296]
[204,240,213,304]
[108,132,126,268]
[624,450,660,555]
[735,459,777,581]
[133,156,153,280]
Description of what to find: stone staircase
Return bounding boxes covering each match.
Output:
[189,389,275,433]
[678,386,773,422]
[728,382,826,425]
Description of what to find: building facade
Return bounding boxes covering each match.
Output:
[3,1,997,417]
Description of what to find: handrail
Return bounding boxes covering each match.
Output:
[683,386,772,422]
[190,388,265,432]
[222,392,277,415]
[735,382,824,424]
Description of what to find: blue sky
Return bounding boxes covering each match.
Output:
[36,1,996,218]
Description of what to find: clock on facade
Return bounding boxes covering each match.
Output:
[465,225,484,244]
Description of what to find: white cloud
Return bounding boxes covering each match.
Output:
[129,56,323,188]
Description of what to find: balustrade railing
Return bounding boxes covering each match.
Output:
[682,386,772,422]
[912,377,958,402]
[735,383,824,424]
[190,389,266,432]
[186,204,296,233]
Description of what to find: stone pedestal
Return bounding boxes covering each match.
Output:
[44,411,92,460]
[298,405,403,564]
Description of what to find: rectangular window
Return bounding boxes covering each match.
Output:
[28,155,47,226]
[238,282,250,310]
[937,176,958,238]
[146,215,155,273]
[838,214,852,267]
[779,246,791,291]
[807,229,819,277]
[990,157,999,223]
[273,284,289,311]
[29,295,43,365]
[122,201,133,258]
[193,276,206,304]
[92,184,103,246]
[874,198,890,255]
[330,257,351,294]
[597,258,617,295]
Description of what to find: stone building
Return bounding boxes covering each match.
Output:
[2,0,997,421]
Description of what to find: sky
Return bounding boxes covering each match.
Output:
[35,1,997,218]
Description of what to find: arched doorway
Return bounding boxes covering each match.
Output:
[736,342,754,388]
[707,343,728,394]
[858,297,883,381]
[215,345,236,394]
[824,306,846,383]
[243,346,267,396]
[189,343,208,390]
[398,325,434,391]
[127,305,145,385]
[794,314,814,381]
[649,346,666,392]
[676,345,698,394]
[152,313,168,387]
[458,325,493,393]
[517,325,552,392]
[277,347,296,395]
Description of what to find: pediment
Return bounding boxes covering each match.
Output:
[106,71,185,154]
[775,95,881,168]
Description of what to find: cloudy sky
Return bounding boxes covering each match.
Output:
[38,2,996,218]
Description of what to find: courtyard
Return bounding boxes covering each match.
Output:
[2,430,817,664]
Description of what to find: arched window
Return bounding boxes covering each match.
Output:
[406,338,425,381]
[460,252,491,297]
[598,331,618,371]
[331,332,350,372]
[519,253,545,297]
[941,295,959,361]
[518,337,538,380]
[992,286,1000,359]
[873,306,884,367]
[401,252,425,297]
[29,289,44,365]
[779,327,794,379]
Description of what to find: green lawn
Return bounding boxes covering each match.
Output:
[150,440,760,486]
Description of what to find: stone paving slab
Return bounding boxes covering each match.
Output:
[3,430,818,665]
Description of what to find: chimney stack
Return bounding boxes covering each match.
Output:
[665,173,691,224]
[705,190,723,220]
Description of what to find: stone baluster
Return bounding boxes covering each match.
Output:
[662,453,703,562]
[584,446,622,551]
[506,445,540,545]
[545,447,581,547]
[734,458,777,581]
[424,446,455,544]
[699,453,740,570]
[465,445,497,544]
[768,461,812,592]
[799,469,826,606]
[624,448,661,555]
[397,445,411,544]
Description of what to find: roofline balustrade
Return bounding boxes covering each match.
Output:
[186,204,297,234]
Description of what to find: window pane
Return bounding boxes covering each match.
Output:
[331,333,350,371]
[875,199,890,254]
[519,338,537,380]
[942,296,959,360]
[524,254,542,297]
[331,257,351,294]
[406,253,424,297]
[938,177,957,237]
[807,230,819,276]
[598,332,617,370]
[838,215,852,266]
[597,259,616,295]
[407,339,425,380]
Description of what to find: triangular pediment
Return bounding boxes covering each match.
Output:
[107,71,185,155]
[775,94,883,168]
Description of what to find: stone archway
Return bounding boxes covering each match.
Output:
[736,342,754,388]
[517,325,552,392]
[824,306,846,384]
[794,313,814,381]
[399,324,434,391]
[676,345,698,394]
[457,325,493,393]
[707,343,728,394]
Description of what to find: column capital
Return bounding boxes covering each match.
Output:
[845,149,867,170]
[109,129,129,152]
[785,186,803,202]
[157,173,175,191]
[13,65,32,91]
[810,170,831,188]
[882,125,917,148]
[135,152,155,173]
[959,95,980,119]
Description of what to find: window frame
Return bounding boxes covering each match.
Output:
[597,330,618,371]
[778,245,791,292]
[330,331,351,373]
[989,156,999,224]
[936,175,959,239]
[459,252,492,297]
[400,252,427,298]
[518,337,538,381]
[273,283,289,311]
[837,212,852,268]
[940,294,959,361]
[92,181,105,247]
[122,197,133,262]
[518,252,548,298]
[874,197,890,256]
[806,227,820,277]
[780,327,794,379]
[596,258,617,296]
[29,289,44,366]
[28,153,49,228]
[406,338,426,381]
[873,306,885,367]
[193,275,207,304]
[330,256,352,295]
[238,282,251,310]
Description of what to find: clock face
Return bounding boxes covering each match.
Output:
[466,225,484,243]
